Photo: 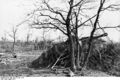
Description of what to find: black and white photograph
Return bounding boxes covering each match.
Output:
[0,0,120,79]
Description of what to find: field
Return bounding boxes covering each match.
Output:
[0,41,119,80]
[0,50,111,78]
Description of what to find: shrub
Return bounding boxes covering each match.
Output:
[88,43,118,72]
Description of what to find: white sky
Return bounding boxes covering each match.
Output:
[0,0,120,42]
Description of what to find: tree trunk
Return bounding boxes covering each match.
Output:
[74,11,82,70]
[12,37,15,52]
[65,0,76,72]
[81,0,105,70]
[76,43,80,69]
[69,35,76,72]
[75,36,82,70]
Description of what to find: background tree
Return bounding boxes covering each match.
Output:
[25,29,32,45]
[1,31,8,46]
[1,31,7,42]
[8,26,18,58]
[41,28,48,50]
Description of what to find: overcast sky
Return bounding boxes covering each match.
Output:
[0,0,120,42]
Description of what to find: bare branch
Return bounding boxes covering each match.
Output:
[77,14,97,28]
[32,26,56,29]
[72,0,84,7]
[49,22,67,35]
[79,33,108,41]
[40,13,66,25]
[102,4,120,11]
[32,22,67,35]
[96,25,120,30]
[43,0,66,21]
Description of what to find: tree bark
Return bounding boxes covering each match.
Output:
[76,41,81,69]
[12,36,15,52]
[65,0,76,72]
[69,35,76,72]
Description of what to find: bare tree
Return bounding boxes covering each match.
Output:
[25,29,32,45]
[1,31,8,50]
[34,37,39,50]
[30,0,87,72]
[41,28,48,49]
[29,0,120,74]
[1,31,7,43]
[81,0,120,70]
[8,26,18,58]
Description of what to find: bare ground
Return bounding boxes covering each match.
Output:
[0,51,112,78]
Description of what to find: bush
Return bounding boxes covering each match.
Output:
[88,43,118,72]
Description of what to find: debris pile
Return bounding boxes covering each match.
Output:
[28,41,71,69]
[29,37,117,72]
